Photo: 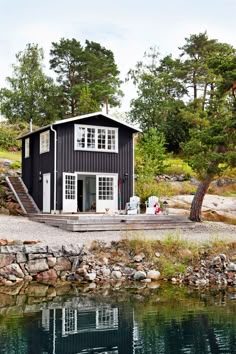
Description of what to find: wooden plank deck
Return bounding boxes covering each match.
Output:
[29,213,195,232]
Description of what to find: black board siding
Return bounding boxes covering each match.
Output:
[56,116,134,210]
[22,114,136,211]
[22,129,54,211]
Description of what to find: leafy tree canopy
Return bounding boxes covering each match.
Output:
[50,38,123,116]
[0,44,63,126]
[129,32,236,221]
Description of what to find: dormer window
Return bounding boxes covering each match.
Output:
[40,130,50,154]
[25,138,30,158]
[75,124,118,152]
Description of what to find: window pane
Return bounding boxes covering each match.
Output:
[98,129,106,149]
[77,127,85,148]
[87,128,95,148]
[107,129,116,151]
[98,177,114,200]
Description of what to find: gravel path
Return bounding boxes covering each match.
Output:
[0,215,235,246]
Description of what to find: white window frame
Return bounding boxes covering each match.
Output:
[40,130,50,154]
[25,138,30,158]
[74,124,118,153]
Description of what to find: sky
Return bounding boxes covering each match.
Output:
[1,0,236,112]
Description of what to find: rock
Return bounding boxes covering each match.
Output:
[0,240,8,246]
[140,278,151,283]
[226,263,236,272]
[212,256,221,266]
[47,245,63,256]
[25,245,48,254]
[133,253,145,262]
[5,264,25,278]
[27,284,48,297]
[195,279,208,286]
[102,268,111,277]
[36,269,57,280]
[8,274,17,282]
[16,253,27,263]
[85,272,96,282]
[62,243,82,256]
[122,267,134,276]
[171,277,177,284]
[26,258,49,274]
[28,253,47,260]
[0,245,25,254]
[147,270,161,281]
[54,257,72,272]
[47,257,57,268]
[134,271,146,281]
[23,240,40,245]
[155,252,161,258]
[0,254,15,268]
[178,249,193,259]
[111,271,122,280]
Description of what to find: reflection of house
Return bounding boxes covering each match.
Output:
[39,301,134,354]
[20,112,140,213]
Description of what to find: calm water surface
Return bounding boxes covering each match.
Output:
[0,283,235,354]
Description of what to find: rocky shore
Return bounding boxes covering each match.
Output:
[0,239,236,288]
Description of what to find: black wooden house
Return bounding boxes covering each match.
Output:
[20,112,140,213]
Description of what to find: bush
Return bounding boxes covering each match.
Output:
[0,122,29,151]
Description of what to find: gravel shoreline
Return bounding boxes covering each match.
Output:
[0,215,236,246]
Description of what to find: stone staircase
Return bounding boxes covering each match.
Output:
[6,176,39,215]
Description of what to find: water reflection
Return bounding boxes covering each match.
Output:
[0,283,236,353]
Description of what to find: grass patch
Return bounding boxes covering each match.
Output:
[0,149,21,163]
[163,157,194,176]
[136,180,196,203]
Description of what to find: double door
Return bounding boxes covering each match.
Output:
[63,173,118,213]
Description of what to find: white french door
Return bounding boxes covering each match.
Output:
[62,172,77,212]
[96,174,118,212]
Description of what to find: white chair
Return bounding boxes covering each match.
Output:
[126,196,140,215]
[145,196,159,214]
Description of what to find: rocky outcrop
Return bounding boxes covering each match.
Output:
[0,177,23,215]
[183,253,236,287]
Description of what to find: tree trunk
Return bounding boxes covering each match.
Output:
[189,175,212,221]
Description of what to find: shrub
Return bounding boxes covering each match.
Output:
[0,122,30,151]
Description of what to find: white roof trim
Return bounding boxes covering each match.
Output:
[19,111,141,139]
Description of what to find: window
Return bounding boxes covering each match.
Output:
[40,130,50,154]
[25,138,30,158]
[65,174,76,200]
[75,125,118,152]
[62,308,78,336]
[98,177,114,200]
[96,306,118,330]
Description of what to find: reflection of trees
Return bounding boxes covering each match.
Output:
[134,303,236,354]
[0,317,28,354]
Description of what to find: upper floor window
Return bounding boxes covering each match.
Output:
[40,130,50,154]
[25,138,30,158]
[75,124,118,152]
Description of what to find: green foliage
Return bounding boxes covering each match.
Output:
[0,122,29,150]
[0,149,21,162]
[50,38,123,116]
[135,128,169,180]
[0,44,63,126]
[163,157,194,176]
[128,49,191,153]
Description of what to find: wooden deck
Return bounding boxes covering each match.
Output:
[29,213,195,232]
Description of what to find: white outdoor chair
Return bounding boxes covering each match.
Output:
[145,196,159,214]
[126,196,140,215]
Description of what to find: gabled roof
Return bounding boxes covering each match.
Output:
[19,111,141,139]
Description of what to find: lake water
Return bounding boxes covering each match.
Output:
[0,282,236,354]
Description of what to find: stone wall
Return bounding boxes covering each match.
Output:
[0,242,161,286]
